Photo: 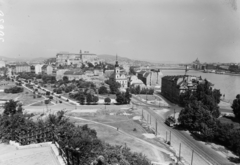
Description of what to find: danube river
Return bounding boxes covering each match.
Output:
[161,70,240,102]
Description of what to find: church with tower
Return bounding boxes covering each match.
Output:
[110,55,128,88]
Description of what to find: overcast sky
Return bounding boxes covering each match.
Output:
[0,0,240,63]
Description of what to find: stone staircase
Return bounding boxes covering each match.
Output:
[0,143,60,165]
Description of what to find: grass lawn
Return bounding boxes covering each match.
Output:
[0,93,22,100]
[219,116,240,129]
[31,101,54,106]
[0,85,45,106]
[68,113,146,137]
[69,116,172,163]
[0,81,15,90]
[17,92,44,106]
[68,112,170,150]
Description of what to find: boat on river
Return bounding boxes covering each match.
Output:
[215,71,225,74]
[203,70,216,73]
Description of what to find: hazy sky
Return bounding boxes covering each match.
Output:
[0,0,240,63]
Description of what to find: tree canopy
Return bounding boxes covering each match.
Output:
[232,94,240,120]
[105,79,121,94]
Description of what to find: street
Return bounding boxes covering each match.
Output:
[132,95,233,165]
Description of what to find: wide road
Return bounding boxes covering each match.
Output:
[132,95,233,165]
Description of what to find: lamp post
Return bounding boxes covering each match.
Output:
[145,89,148,101]
[173,108,176,120]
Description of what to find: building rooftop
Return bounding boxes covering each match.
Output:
[64,70,83,75]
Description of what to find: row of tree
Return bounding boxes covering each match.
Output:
[129,86,154,95]
[69,92,100,105]
[0,100,151,164]
[17,72,56,84]
[229,65,240,73]
[178,81,240,156]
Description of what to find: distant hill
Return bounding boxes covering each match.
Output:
[97,54,154,66]
[29,57,49,63]
[0,56,50,63]
[0,56,20,62]
[44,57,56,64]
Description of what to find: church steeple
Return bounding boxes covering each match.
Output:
[115,54,119,67]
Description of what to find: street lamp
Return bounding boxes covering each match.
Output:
[145,89,148,101]
[173,108,176,120]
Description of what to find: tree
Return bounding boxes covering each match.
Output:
[46,91,50,96]
[63,76,69,83]
[16,102,24,113]
[104,97,111,105]
[129,86,136,94]
[116,92,126,105]
[79,93,85,105]
[65,86,74,93]
[45,99,50,104]
[125,88,132,104]
[88,62,94,68]
[98,86,108,95]
[36,74,42,79]
[92,96,99,105]
[86,94,93,105]
[136,85,140,94]
[105,79,121,94]
[178,100,216,132]
[232,94,240,120]
[42,75,56,84]
[212,89,222,104]
[3,100,18,116]
[179,80,221,118]
[56,88,62,94]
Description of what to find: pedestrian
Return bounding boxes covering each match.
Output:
[117,127,119,131]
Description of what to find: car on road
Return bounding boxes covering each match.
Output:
[165,116,176,127]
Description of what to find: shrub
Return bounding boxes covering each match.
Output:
[4,86,23,94]
[45,100,50,104]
